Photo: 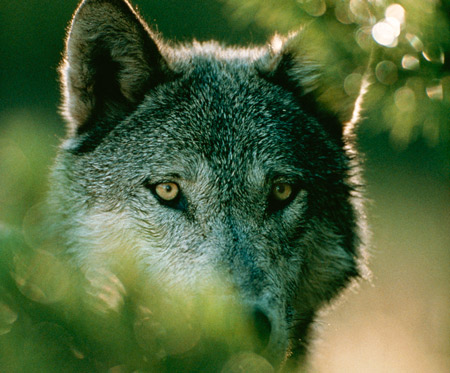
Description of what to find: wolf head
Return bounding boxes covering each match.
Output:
[51,0,367,369]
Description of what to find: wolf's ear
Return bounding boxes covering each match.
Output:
[60,0,170,135]
[260,32,367,143]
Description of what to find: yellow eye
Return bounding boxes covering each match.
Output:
[271,183,293,201]
[155,182,179,201]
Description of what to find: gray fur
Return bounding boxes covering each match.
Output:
[50,0,368,370]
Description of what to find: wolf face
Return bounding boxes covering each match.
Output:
[50,0,366,369]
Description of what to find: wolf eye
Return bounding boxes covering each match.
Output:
[154,182,180,201]
[267,182,299,213]
[271,183,293,201]
[145,181,186,211]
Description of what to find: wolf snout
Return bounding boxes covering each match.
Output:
[247,304,287,368]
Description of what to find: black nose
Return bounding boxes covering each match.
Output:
[251,307,272,352]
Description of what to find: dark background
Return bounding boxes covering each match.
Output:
[0,1,448,371]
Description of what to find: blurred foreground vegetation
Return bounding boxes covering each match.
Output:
[0,228,274,371]
[0,0,449,372]
[224,0,450,150]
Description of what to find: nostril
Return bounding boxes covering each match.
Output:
[251,308,272,352]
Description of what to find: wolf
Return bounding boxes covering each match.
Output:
[35,0,368,371]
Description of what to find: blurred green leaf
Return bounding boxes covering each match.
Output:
[223,0,450,149]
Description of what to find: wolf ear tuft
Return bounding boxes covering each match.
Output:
[260,30,368,143]
[60,0,170,135]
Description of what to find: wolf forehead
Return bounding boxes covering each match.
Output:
[70,54,342,178]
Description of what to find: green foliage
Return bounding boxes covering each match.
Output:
[224,0,450,148]
[0,230,274,372]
